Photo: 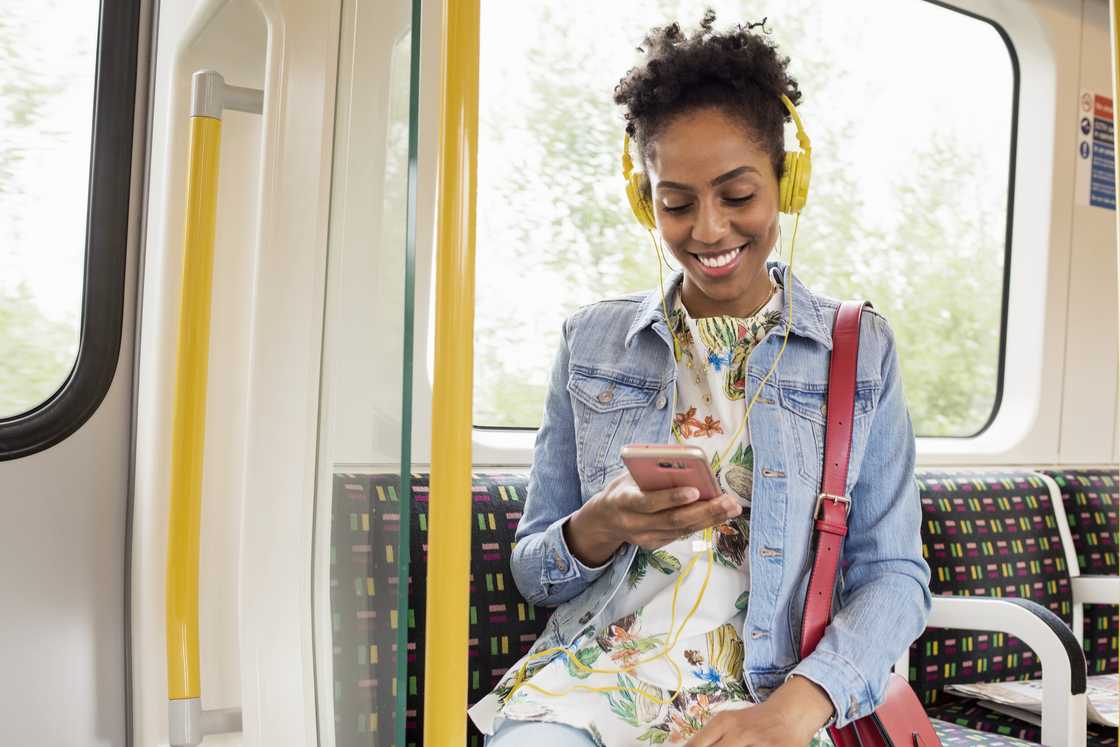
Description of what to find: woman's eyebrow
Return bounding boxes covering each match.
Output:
[656,165,759,192]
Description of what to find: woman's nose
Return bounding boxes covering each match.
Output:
[690,199,728,245]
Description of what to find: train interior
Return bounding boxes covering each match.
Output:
[0,0,1117,746]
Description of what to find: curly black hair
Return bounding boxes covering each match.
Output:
[613,9,801,182]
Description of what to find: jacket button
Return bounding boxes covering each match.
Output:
[597,390,614,404]
[655,395,668,409]
[553,551,569,573]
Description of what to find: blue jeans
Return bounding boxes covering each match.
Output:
[485,718,598,746]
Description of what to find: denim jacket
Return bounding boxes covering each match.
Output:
[508,259,932,729]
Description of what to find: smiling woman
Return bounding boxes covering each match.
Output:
[469,11,931,747]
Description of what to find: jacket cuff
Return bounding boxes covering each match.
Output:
[786,649,876,729]
[539,514,612,588]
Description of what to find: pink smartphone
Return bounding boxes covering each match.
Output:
[620,443,722,500]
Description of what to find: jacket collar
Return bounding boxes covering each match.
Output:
[624,259,834,350]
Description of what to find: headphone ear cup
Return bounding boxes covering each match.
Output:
[779,151,798,215]
[779,150,811,215]
[626,173,657,231]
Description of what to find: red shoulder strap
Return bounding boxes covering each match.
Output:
[799,301,866,660]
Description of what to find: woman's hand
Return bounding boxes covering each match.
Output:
[564,472,742,567]
[684,676,835,747]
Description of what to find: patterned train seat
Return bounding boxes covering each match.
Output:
[912,470,1074,699]
[913,469,1116,746]
[1040,468,1119,676]
[330,470,1104,746]
[330,472,549,747]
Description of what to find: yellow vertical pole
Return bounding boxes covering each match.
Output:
[423,0,480,744]
[167,113,222,706]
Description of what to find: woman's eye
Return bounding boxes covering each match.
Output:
[661,194,752,214]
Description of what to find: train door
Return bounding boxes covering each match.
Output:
[129,0,418,744]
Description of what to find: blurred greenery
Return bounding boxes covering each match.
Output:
[473,0,1005,437]
[0,3,81,419]
[0,284,76,418]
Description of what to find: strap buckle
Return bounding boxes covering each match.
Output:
[814,492,851,519]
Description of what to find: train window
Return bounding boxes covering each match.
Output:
[473,0,1015,438]
[0,0,140,459]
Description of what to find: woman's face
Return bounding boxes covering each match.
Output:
[645,107,780,318]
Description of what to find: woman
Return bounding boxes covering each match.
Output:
[469,12,931,747]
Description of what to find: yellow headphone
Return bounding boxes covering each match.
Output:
[621,93,811,228]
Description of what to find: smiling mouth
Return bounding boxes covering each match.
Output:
[691,241,749,269]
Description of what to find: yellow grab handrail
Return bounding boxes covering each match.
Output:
[423,1,481,744]
[167,111,221,705]
[166,70,260,747]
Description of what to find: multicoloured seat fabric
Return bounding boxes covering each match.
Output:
[910,469,1119,745]
[330,472,408,747]
[930,708,1038,746]
[330,469,1095,746]
[910,470,1074,705]
[1040,467,1119,676]
[330,472,547,747]
[926,694,1118,746]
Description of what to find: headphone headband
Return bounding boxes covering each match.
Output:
[779,94,811,155]
[622,132,637,180]
[621,94,811,224]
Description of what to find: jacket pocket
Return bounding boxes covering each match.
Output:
[567,366,659,491]
[779,382,878,488]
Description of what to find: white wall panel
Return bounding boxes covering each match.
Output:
[1059,0,1120,463]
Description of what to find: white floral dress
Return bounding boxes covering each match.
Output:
[471,275,835,746]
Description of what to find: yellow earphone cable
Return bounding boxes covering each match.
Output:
[509,535,713,704]
[503,219,800,707]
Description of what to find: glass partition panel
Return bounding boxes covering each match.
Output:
[313,0,419,744]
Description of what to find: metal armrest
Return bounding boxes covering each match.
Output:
[1072,575,1120,605]
[1071,575,1120,654]
[898,595,1088,747]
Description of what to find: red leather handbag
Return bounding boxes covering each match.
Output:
[799,301,941,747]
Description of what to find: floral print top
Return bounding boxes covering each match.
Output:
[469,276,798,746]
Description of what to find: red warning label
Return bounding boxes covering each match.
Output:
[1095,94,1113,120]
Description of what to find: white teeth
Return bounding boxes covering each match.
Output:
[697,245,743,268]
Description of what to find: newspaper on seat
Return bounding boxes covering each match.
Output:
[944,674,1118,728]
